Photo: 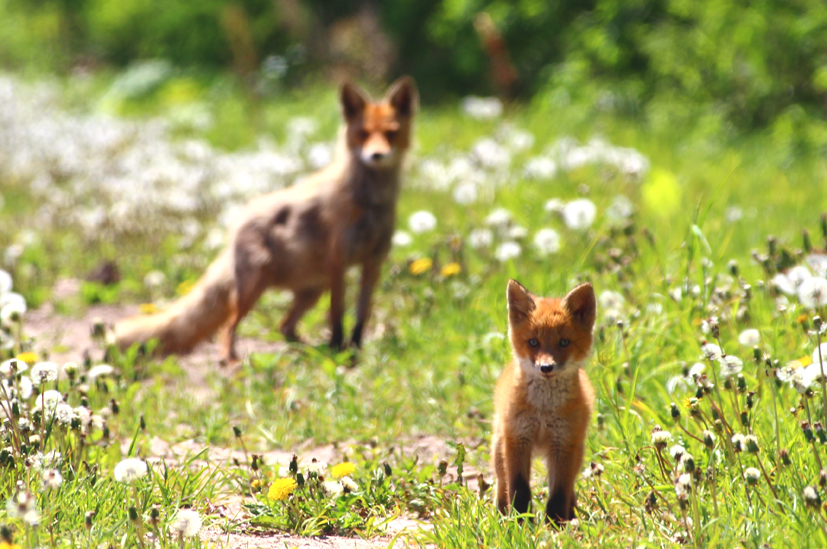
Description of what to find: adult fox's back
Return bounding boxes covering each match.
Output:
[114,77,418,362]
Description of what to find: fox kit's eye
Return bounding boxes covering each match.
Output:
[385,130,397,141]
[358,129,369,140]
[528,338,539,347]
[559,338,570,347]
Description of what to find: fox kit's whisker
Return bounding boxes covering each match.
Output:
[115,77,418,362]
[492,280,596,524]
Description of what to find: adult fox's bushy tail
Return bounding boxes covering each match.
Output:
[115,251,235,355]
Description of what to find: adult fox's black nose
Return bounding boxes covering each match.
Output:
[539,363,554,373]
[371,152,384,161]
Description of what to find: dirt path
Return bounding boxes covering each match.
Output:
[21,301,462,549]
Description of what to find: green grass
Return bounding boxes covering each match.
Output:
[1,71,827,547]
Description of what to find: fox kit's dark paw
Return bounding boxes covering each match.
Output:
[545,489,574,524]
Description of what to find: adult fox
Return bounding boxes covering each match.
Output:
[115,77,418,363]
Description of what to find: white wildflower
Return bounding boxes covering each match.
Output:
[651,430,672,447]
[461,96,502,120]
[533,228,561,256]
[468,229,493,249]
[701,343,722,361]
[143,270,167,289]
[687,362,705,381]
[391,231,413,247]
[484,208,512,229]
[719,355,743,379]
[807,254,827,278]
[738,329,760,347]
[544,198,565,214]
[605,195,634,223]
[674,473,692,499]
[6,491,39,525]
[35,390,63,413]
[42,469,63,490]
[669,444,686,461]
[494,242,521,262]
[114,458,148,483]
[30,362,59,386]
[55,402,75,425]
[744,467,761,485]
[472,138,511,169]
[523,157,557,180]
[0,270,11,294]
[598,291,624,312]
[322,480,344,497]
[87,364,115,381]
[341,476,359,493]
[507,225,528,240]
[452,182,478,205]
[798,277,827,309]
[172,509,202,537]
[408,211,437,234]
[562,199,597,230]
[0,359,27,376]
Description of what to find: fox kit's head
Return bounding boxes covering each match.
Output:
[507,280,596,377]
[340,76,418,170]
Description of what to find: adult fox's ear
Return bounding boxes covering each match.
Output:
[340,81,371,122]
[563,283,596,330]
[385,76,418,117]
[507,279,535,324]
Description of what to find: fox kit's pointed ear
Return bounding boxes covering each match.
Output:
[507,279,535,324]
[385,76,418,117]
[340,82,370,122]
[563,283,596,330]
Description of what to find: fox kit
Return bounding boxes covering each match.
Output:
[491,280,596,523]
[115,77,418,362]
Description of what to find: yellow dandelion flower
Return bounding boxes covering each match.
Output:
[795,356,812,367]
[691,317,703,326]
[409,258,433,275]
[331,462,357,479]
[0,542,23,549]
[440,262,461,277]
[15,352,38,364]
[268,477,297,501]
[139,303,158,315]
[177,279,196,296]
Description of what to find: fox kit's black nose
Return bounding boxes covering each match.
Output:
[539,363,554,373]
[371,152,384,161]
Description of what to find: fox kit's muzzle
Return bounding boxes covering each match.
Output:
[539,363,555,373]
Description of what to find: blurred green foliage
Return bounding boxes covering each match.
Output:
[1,0,826,131]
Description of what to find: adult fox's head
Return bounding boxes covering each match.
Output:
[340,77,418,170]
[506,280,596,377]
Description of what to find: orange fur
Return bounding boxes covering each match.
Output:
[115,77,418,363]
[491,280,596,523]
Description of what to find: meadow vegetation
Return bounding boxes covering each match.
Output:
[0,70,827,548]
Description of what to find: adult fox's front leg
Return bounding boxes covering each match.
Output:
[327,249,347,350]
[350,258,383,347]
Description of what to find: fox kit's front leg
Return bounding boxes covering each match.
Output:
[500,432,533,516]
[545,440,585,523]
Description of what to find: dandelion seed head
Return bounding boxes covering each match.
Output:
[41,469,63,490]
[323,480,343,497]
[452,182,478,205]
[172,509,202,537]
[744,467,761,485]
[738,329,760,347]
[701,343,722,361]
[651,430,672,447]
[468,228,493,249]
[114,458,148,483]
[391,231,413,247]
[484,208,512,229]
[799,277,827,309]
[494,242,521,262]
[543,198,565,214]
[30,362,59,386]
[719,355,743,379]
[562,199,597,230]
[87,364,115,381]
[341,476,359,492]
[533,228,561,256]
[408,211,437,234]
